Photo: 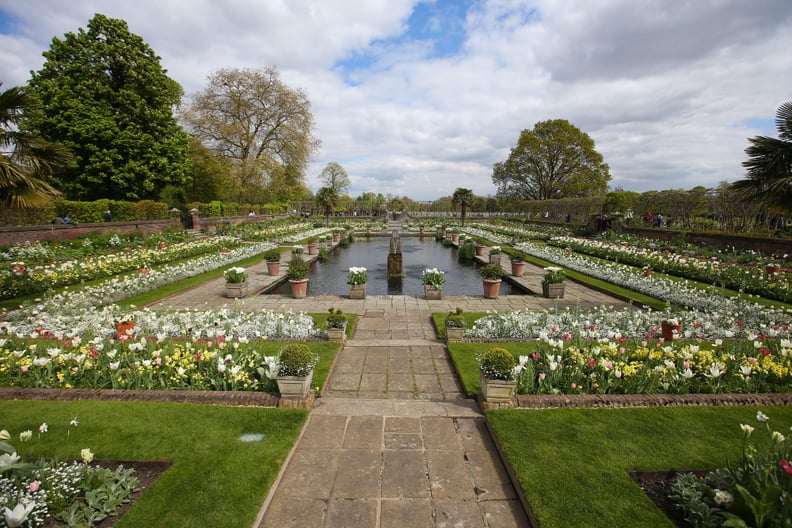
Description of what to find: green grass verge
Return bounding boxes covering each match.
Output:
[0,400,308,528]
[488,405,792,528]
[430,311,488,339]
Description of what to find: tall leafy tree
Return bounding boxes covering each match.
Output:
[315,186,339,226]
[0,84,70,207]
[318,161,350,193]
[181,67,319,203]
[451,187,474,227]
[25,14,191,201]
[733,102,792,215]
[493,119,611,200]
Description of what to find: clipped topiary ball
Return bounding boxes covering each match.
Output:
[480,347,516,380]
[278,343,317,376]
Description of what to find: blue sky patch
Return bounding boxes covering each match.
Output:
[335,0,473,84]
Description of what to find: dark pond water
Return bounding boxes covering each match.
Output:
[270,236,523,296]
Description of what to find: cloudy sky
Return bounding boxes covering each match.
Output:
[1,0,790,201]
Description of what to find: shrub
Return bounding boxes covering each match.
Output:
[458,239,475,260]
[479,264,505,280]
[445,307,465,328]
[286,256,309,280]
[480,347,516,381]
[326,308,347,329]
[277,343,317,377]
[264,249,281,262]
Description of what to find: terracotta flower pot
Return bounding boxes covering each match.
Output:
[511,261,525,277]
[289,279,309,298]
[114,321,135,336]
[475,245,486,256]
[482,278,501,299]
[307,243,318,255]
[266,261,281,276]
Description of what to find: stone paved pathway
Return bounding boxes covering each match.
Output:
[149,237,632,527]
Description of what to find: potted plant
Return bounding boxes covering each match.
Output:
[264,248,282,276]
[489,246,502,265]
[273,343,318,399]
[643,265,652,277]
[766,262,782,279]
[511,258,526,277]
[445,307,466,342]
[286,256,309,298]
[541,266,566,298]
[475,243,487,257]
[422,267,445,300]
[326,308,347,342]
[307,239,318,255]
[479,347,520,403]
[347,266,368,298]
[660,317,682,341]
[291,245,304,256]
[113,313,135,336]
[224,266,248,298]
[480,264,504,299]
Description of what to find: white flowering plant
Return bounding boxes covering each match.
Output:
[347,267,368,285]
[422,268,446,288]
[223,267,247,284]
[670,411,792,528]
[542,266,566,285]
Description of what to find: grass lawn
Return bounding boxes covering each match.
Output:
[1,399,308,528]
[487,405,792,527]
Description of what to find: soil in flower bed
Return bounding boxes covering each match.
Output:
[628,469,712,528]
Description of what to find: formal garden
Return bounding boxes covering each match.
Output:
[1,215,791,527]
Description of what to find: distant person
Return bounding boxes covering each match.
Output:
[63,214,72,224]
[104,210,112,222]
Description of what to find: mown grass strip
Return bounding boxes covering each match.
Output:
[1,400,308,528]
[488,405,792,528]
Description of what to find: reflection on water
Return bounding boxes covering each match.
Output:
[270,237,523,296]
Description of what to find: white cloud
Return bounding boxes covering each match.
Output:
[1,0,789,200]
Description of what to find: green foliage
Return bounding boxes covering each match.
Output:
[263,249,281,262]
[326,308,347,329]
[25,14,191,201]
[479,263,505,280]
[452,188,475,226]
[445,307,466,328]
[0,84,69,208]
[457,239,475,260]
[277,343,317,376]
[286,256,309,280]
[493,119,611,200]
[479,347,516,380]
[542,266,566,284]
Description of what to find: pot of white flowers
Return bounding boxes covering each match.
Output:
[541,267,566,299]
[422,267,445,300]
[224,266,248,298]
[488,246,502,265]
[347,267,368,299]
